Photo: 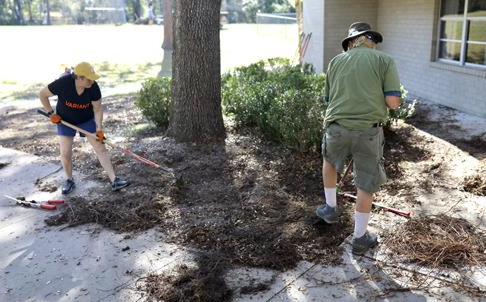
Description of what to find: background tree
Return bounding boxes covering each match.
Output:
[45,0,51,25]
[162,0,173,50]
[0,0,10,24]
[25,0,34,23]
[169,0,225,143]
[295,0,302,48]
[131,0,142,21]
[241,0,294,22]
[13,0,25,24]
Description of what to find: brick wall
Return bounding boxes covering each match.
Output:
[378,0,486,118]
[323,0,378,66]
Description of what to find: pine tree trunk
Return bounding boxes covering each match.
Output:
[169,0,225,143]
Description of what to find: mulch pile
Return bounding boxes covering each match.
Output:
[136,255,231,302]
[384,214,486,268]
[463,167,486,196]
[45,194,168,231]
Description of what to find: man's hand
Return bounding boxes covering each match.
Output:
[49,113,62,124]
[96,130,105,143]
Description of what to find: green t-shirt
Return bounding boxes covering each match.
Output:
[323,46,401,129]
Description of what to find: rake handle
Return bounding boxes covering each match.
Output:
[37,110,171,173]
[338,159,353,190]
[38,109,99,140]
[341,192,411,218]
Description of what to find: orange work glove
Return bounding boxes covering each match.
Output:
[96,130,105,143]
[49,113,62,124]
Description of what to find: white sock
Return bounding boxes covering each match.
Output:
[324,187,337,208]
[354,211,371,238]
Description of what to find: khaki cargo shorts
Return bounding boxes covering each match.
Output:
[322,123,386,193]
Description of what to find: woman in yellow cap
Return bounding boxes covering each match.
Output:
[39,62,129,194]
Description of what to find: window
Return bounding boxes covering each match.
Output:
[438,0,486,67]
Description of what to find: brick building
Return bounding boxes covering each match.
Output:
[303,0,486,118]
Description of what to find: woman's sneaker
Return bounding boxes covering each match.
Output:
[352,231,378,255]
[62,179,75,195]
[111,177,130,191]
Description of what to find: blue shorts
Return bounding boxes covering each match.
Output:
[57,118,96,137]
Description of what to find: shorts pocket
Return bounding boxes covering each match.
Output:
[354,159,387,193]
[354,128,380,158]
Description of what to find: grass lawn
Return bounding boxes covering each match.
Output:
[0,23,297,101]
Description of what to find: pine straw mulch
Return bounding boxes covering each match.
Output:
[44,194,168,232]
[463,168,486,196]
[135,255,232,302]
[384,214,486,269]
[379,214,486,297]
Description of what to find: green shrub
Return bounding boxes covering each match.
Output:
[385,85,417,127]
[222,58,326,152]
[135,77,172,128]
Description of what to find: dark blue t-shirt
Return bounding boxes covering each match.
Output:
[48,75,102,125]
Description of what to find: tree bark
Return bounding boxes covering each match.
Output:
[13,0,24,24]
[133,0,142,21]
[296,0,303,50]
[162,0,173,50]
[45,0,51,25]
[26,0,33,23]
[169,0,225,143]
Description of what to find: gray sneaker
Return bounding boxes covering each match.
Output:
[111,177,130,191]
[352,231,378,255]
[316,204,339,224]
[61,179,75,195]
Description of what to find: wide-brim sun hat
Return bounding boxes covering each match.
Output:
[73,62,100,81]
[341,22,383,51]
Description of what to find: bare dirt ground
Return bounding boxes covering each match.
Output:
[1,97,485,300]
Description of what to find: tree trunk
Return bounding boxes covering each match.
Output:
[26,0,33,23]
[169,0,225,143]
[45,0,51,25]
[13,0,24,24]
[296,0,303,51]
[133,0,142,21]
[162,0,173,50]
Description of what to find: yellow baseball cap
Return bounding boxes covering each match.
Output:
[73,62,100,81]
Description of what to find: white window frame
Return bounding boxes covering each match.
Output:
[437,0,486,69]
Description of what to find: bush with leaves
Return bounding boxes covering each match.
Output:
[385,85,417,128]
[135,77,172,128]
[222,58,326,152]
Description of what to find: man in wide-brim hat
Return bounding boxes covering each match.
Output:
[315,22,402,255]
[341,22,383,51]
